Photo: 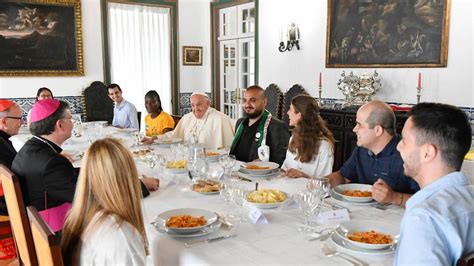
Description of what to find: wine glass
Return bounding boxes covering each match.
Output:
[294,191,322,231]
[146,154,157,169]
[233,187,247,223]
[220,181,235,219]
[219,155,236,179]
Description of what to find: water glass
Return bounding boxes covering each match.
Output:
[219,155,236,179]
[146,154,157,169]
[294,191,322,231]
[233,187,247,222]
[220,181,234,219]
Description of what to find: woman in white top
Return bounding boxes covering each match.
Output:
[61,138,149,265]
[282,94,336,179]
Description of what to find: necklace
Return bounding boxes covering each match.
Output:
[33,136,59,153]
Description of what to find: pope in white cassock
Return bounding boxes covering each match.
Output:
[165,91,234,150]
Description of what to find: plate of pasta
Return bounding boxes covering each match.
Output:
[240,162,280,175]
[335,220,398,250]
[156,208,218,234]
[332,184,374,203]
[245,189,288,209]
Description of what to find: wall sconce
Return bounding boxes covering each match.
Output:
[279,22,300,52]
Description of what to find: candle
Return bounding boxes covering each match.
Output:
[319,72,322,86]
[418,72,422,88]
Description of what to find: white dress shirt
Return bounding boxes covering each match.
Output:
[281,139,334,178]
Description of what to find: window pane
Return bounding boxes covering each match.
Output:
[250,58,255,73]
[242,9,248,21]
[242,58,248,73]
[242,42,248,57]
[250,42,255,57]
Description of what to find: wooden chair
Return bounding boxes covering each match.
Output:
[282,84,308,125]
[0,165,37,265]
[171,115,182,128]
[458,252,474,266]
[82,81,114,123]
[264,84,284,120]
[27,206,63,266]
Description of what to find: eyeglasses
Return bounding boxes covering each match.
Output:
[5,116,22,120]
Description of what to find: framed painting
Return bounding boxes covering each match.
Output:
[183,46,202,66]
[0,0,83,76]
[326,0,450,68]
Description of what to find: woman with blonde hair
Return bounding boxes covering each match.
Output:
[61,138,149,265]
[282,94,336,178]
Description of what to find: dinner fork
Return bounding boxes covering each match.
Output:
[321,243,367,266]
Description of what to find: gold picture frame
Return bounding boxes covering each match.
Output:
[0,0,84,76]
[326,0,451,68]
[182,46,203,66]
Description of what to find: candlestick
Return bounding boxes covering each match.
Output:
[318,83,322,103]
[319,72,322,87]
[416,86,422,104]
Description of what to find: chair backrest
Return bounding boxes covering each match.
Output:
[264,84,284,120]
[27,206,63,266]
[171,115,182,128]
[0,165,37,265]
[282,84,308,125]
[137,111,142,131]
[82,81,114,123]
[457,252,474,266]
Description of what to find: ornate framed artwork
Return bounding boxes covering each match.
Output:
[182,46,203,66]
[0,0,84,76]
[326,0,450,68]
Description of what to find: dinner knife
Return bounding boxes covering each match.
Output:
[184,234,237,248]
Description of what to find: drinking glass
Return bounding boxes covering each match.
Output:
[219,155,236,179]
[146,154,157,169]
[233,187,247,222]
[220,181,235,219]
[156,155,167,177]
[294,191,322,231]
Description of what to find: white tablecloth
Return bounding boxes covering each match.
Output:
[14,126,406,265]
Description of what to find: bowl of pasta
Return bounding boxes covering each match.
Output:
[165,160,188,174]
[157,208,218,234]
[336,220,398,250]
[245,189,288,209]
[332,184,374,203]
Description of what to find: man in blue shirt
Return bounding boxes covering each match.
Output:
[108,84,139,129]
[395,102,473,265]
[327,100,419,206]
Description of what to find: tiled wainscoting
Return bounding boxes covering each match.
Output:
[4,94,473,122]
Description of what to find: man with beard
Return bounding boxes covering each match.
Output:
[326,100,419,206]
[230,86,290,166]
[395,103,473,265]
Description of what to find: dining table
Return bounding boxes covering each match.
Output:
[13,124,407,265]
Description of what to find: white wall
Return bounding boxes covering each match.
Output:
[178,0,212,93]
[259,0,474,107]
[0,0,104,98]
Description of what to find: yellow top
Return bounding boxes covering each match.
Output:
[145,111,175,137]
[465,150,474,161]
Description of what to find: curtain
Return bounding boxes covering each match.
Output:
[108,3,172,120]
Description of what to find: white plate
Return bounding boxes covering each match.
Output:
[166,167,188,174]
[330,190,376,206]
[336,220,398,250]
[245,190,288,209]
[205,150,227,162]
[157,208,218,234]
[153,220,221,238]
[332,184,374,202]
[240,162,280,174]
[330,232,396,255]
[237,170,280,181]
[155,137,182,146]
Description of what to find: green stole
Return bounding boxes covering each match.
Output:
[231,110,270,150]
